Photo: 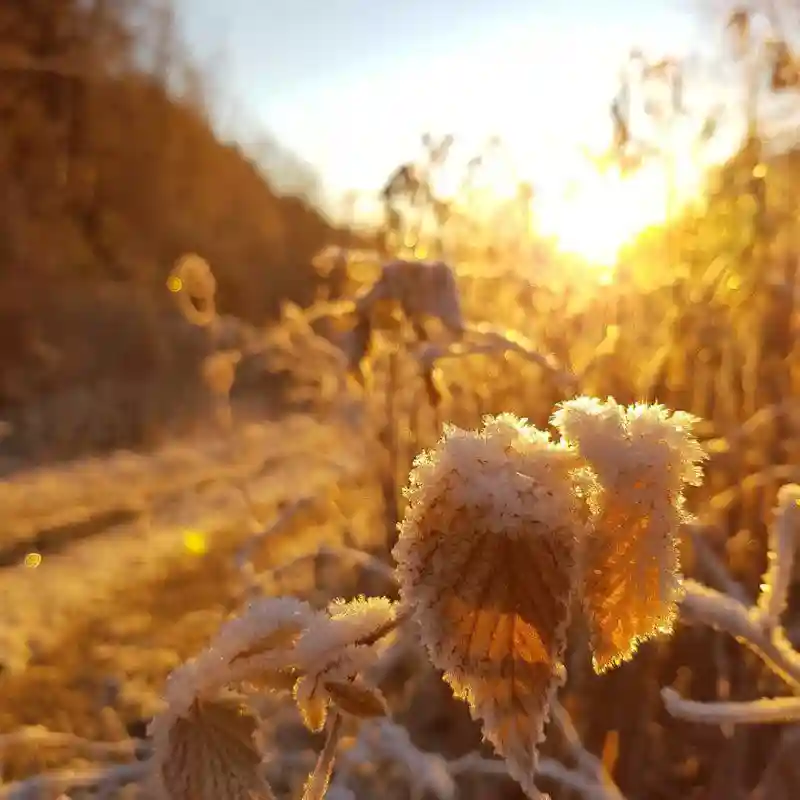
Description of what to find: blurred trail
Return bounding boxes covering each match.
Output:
[0,413,336,552]
[0,517,247,746]
[0,415,365,678]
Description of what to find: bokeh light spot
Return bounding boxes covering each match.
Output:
[182,530,208,555]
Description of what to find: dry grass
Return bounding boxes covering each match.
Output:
[3,7,800,796]
[0,233,798,800]
[3,47,800,789]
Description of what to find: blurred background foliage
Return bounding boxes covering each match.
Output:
[0,0,369,434]
[3,4,800,799]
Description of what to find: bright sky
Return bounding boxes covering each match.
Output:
[177,0,740,265]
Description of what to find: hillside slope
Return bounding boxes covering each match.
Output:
[0,0,359,460]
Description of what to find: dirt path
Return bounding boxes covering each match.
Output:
[0,413,374,783]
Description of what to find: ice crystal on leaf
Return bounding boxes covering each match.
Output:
[393,413,585,799]
[159,596,315,719]
[149,392,716,800]
[149,596,395,798]
[150,695,276,800]
[289,596,395,731]
[552,397,706,673]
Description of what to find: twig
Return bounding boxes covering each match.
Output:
[412,324,577,394]
[302,712,344,800]
[662,688,800,725]
[258,544,397,588]
[449,752,623,800]
[665,580,800,701]
[551,701,625,799]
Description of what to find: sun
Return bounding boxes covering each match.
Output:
[429,141,683,281]
[534,165,674,272]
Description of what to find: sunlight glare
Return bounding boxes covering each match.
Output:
[427,134,703,280]
[535,165,674,269]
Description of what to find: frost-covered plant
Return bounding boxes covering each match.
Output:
[148,395,709,800]
[355,258,465,337]
[149,595,400,800]
[393,413,584,797]
[663,484,800,723]
[551,397,706,672]
[392,399,705,795]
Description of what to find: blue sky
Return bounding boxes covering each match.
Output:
[176,0,727,251]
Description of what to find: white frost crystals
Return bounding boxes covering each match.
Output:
[146,394,800,800]
[552,397,707,672]
[663,484,800,732]
[392,413,583,799]
[392,397,707,798]
[148,594,399,800]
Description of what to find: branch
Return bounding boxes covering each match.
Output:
[754,484,800,631]
[551,701,625,800]
[672,579,800,693]
[662,688,800,725]
[413,323,578,394]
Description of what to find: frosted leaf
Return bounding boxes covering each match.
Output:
[294,674,329,733]
[162,597,315,716]
[281,597,396,732]
[393,414,583,799]
[552,397,705,496]
[291,671,388,732]
[150,695,276,800]
[210,596,314,664]
[291,596,397,673]
[581,503,683,673]
[552,397,707,673]
[756,484,800,629]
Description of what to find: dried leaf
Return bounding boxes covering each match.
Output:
[393,415,582,799]
[293,596,397,670]
[552,397,706,673]
[294,675,329,733]
[325,678,389,719]
[582,500,683,672]
[155,697,276,800]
